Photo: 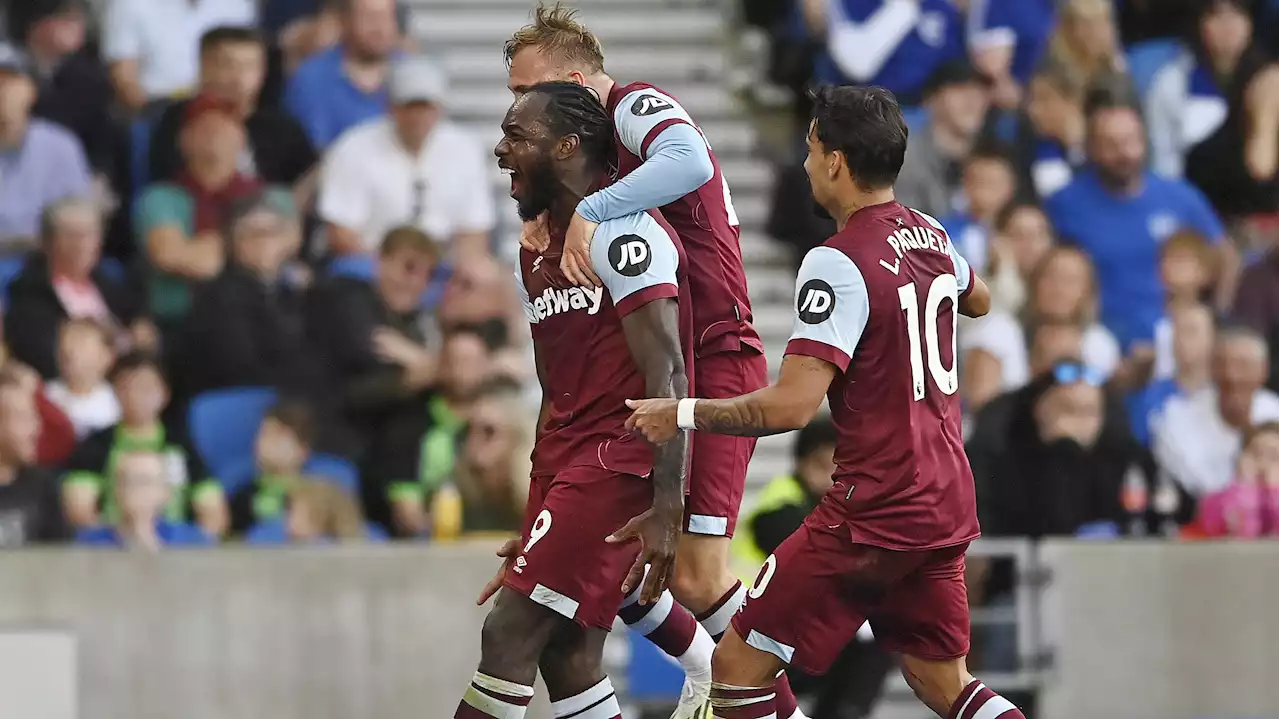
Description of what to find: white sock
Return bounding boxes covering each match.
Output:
[700,581,747,640]
[550,677,621,718]
[462,672,534,718]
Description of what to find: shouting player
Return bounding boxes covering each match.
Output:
[455,82,696,719]
[504,7,800,718]
[627,86,1029,719]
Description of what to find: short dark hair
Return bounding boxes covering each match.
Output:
[263,400,315,449]
[994,199,1046,233]
[378,225,440,261]
[809,85,908,190]
[110,350,165,384]
[965,140,1017,169]
[524,81,614,168]
[199,26,263,55]
[793,416,838,465]
[1083,72,1142,121]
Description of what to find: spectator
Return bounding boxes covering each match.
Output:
[228,400,315,535]
[147,27,318,192]
[4,197,152,380]
[244,478,372,544]
[1044,90,1233,350]
[102,0,255,112]
[1153,327,1280,496]
[967,0,1057,111]
[435,252,522,350]
[75,449,214,548]
[1148,0,1279,218]
[61,351,226,534]
[0,42,91,254]
[983,200,1056,314]
[895,60,991,218]
[1020,60,1087,198]
[1196,421,1279,538]
[942,144,1019,275]
[135,95,272,331]
[814,0,966,107]
[0,368,71,545]
[318,55,494,259]
[179,190,319,397]
[1150,230,1217,379]
[449,379,531,533]
[44,318,119,438]
[960,246,1120,409]
[1046,0,1126,87]
[372,328,493,538]
[1230,239,1278,391]
[1128,302,1216,446]
[20,0,117,179]
[284,0,400,149]
[1,360,78,467]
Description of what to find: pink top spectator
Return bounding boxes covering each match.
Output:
[1197,481,1280,538]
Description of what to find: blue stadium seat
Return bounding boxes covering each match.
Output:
[97,257,127,284]
[0,256,27,301]
[1126,39,1183,98]
[303,453,360,495]
[188,387,278,481]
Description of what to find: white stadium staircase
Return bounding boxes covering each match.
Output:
[406,0,801,495]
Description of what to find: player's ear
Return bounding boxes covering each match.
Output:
[556,133,580,160]
[828,150,845,181]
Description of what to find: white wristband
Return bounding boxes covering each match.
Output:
[676,398,699,430]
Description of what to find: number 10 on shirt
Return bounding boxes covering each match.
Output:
[897,275,959,401]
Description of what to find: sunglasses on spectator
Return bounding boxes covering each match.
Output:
[1052,361,1104,387]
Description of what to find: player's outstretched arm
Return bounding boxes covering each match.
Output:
[626,354,837,441]
[958,272,991,318]
[608,296,689,604]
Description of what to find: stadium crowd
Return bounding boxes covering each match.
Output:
[0,0,1271,564]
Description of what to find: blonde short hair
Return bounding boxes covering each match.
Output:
[503,2,605,73]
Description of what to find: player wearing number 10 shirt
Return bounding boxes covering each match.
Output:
[627,86,1029,719]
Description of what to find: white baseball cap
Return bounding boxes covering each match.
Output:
[390,56,449,106]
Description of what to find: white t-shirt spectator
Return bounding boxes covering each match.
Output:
[959,310,1121,391]
[43,381,121,440]
[318,117,496,253]
[1152,389,1280,496]
[103,0,256,99]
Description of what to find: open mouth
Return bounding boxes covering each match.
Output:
[499,166,520,198]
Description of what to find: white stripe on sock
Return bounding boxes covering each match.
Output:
[953,682,984,719]
[627,591,674,635]
[972,693,1018,719]
[472,673,536,698]
[464,673,534,719]
[550,678,615,718]
[701,582,746,637]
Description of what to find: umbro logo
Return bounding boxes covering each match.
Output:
[532,255,544,272]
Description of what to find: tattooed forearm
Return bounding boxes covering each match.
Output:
[693,394,790,437]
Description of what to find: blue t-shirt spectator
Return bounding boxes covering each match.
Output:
[243,517,387,545]
[284,46,399,149]
[1044,168,1224,348]
[76,521,214,547]
[967,0,1056,85]
[815,0,966,105]
[0,119,92,246]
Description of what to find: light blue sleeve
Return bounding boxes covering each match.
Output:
[576,123,714,223]
[786,246,869,369]
[589,213,680,312]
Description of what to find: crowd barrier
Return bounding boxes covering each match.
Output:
[0,540,1274,719]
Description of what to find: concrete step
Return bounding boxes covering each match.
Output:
[442,47,727,84]
[737,231,789,266]
[449,82,739,122]
[721,159,773,194]
[410,8,723,47]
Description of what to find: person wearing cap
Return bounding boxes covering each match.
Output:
[893,58,993,219]
[284,0,402,149]
[16,0,117,180]
[178,188,324,399]
[134,94,274,331]
[317,55,494,259]
[146,26,318,192]
[0,42,92,255]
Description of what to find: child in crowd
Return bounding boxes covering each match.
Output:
[1196,422,1279,538]
[229,401,316,536]
[62,352,227,535]
[76,449,213,549]
[45,319,120,439]
[943,146,1019,276]
[244,479,374,545]
[1152,230,1217,379]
